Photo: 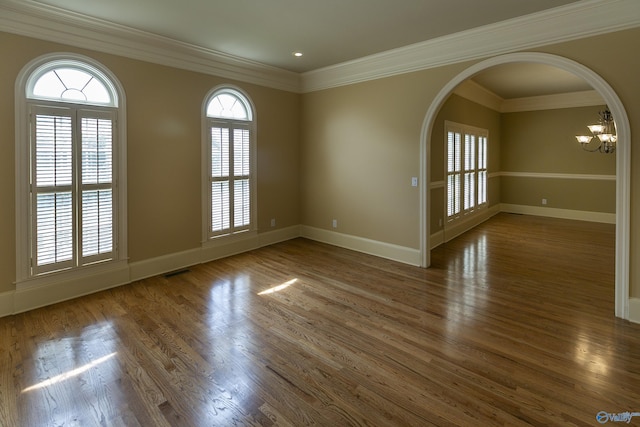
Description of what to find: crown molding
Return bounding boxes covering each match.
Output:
[454,81,605,113]
[0,0,301,93]
[301,0,640,92]
[2,0,639,95]
[453,80,504,111]
[500,90,605,113]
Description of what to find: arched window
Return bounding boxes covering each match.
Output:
[27,60,117,106]
[203,87,256,240]
[15,54,127,281]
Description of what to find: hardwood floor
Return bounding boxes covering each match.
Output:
[2,213,639,426]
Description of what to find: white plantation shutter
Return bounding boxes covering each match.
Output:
[445,122,488,223]
[36,192,74,268]
[80,114,114,262]
[447,131,461,218]
[205,88,254,240]
[211,126,231,233]
[31,106,116,275]
[233,128,250,229]
[478,136,488,205]
[463,134,476,211]
[33,111,75,273]
[18,56,125,283]
[209,122,251,235]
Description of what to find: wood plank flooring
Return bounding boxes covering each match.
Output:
[2,213,639,426]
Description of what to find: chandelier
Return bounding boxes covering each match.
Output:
[575,107,616,154]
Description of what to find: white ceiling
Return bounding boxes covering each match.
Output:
[29,0,579,74]
[10,0,620,98]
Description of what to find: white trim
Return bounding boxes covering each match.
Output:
[501,90,604,113]
[453,80,504,112]
[258,225,302,248]
[430,230,444,250]
[0,0,299,93]
[420,52,630,320]
[130,226,301,285]
[14,52,128,288]
[300,226,421,266]
[454,84,605,113]
[500,171,616,181]
[201,85,258,243]
[14,263,130,314]
[2,226,302,317]
[628,298,640,324]
[301,0,640,92]
[129,248,202,283]
[443,205,500,244]
[500,204,615,224]
[0,291,14,318]
[1,1,638,94]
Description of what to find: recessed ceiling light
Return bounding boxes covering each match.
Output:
[292,52,303,57]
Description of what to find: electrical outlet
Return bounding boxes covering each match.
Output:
[332,219,338,228]
[270,218,276,227]
[542,198,548,205]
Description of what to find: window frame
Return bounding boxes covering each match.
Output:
[201,86,257,245]
[445,121,488,224]
[15,53,128,288]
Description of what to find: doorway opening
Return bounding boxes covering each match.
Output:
[419,52,630,319]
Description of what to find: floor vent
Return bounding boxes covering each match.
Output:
[164,268,190,278]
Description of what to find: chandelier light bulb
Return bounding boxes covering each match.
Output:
[575,135,592,144]
[588,124,605,135]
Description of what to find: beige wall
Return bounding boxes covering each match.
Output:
[300,67,468,249]
[501,107,616,174]
[2,26,640,302]
[0,32,300,294]
[500,106,616,213]
[300,27,640,296]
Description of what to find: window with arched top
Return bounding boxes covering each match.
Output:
[27,60,118,106]
[203,87,256,241]
[206,90,252,120]
[15,54,127,282]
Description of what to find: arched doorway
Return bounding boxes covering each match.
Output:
[419,52,630,319]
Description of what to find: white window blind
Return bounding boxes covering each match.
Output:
[31,106,116,275]
[209,123,251,236]
[205,88,254,240]
[463,134,476,212]
[478,136,488,205]
[446,122,488,223]
[80,114,114,261]
[447,130,461,218]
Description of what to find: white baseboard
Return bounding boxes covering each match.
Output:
[130,225,302,282]
[129,247,203,282]
[0,215,627,317]
[442,205,501,244]
[3,226,303,317]
[500,203,615,224]
[13,264,130,314]
[426,204,500,250]
[300,225,421,266]
[0,291,13,318]
[430,230,444,249]
[258,225,301,247]
[628,298,640,324]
